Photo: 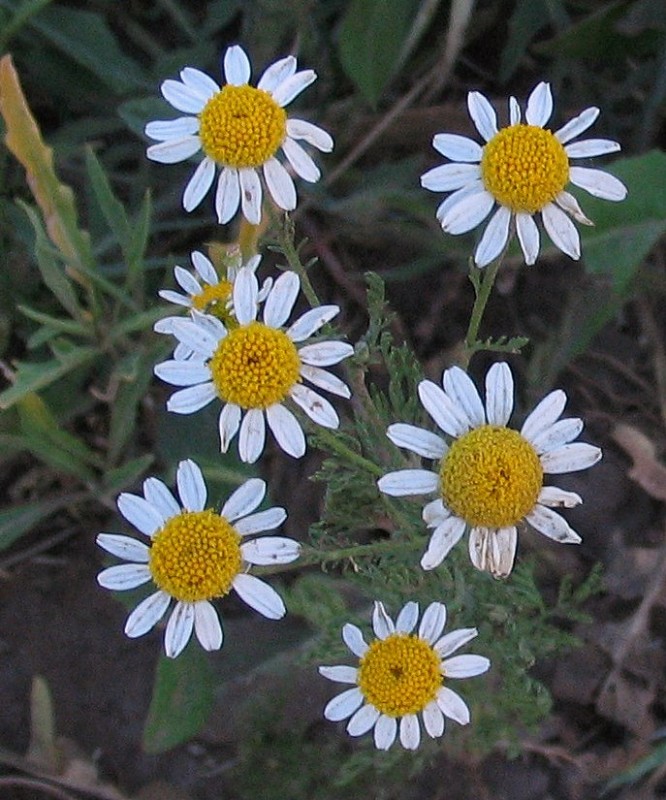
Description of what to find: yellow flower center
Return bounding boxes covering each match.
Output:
[209,321,301,409]
[480,124,569,214]
[358,633,442,717]
[191,280,235,325]
[149,510,241,602]
[198,85,287,168]
[440,425,543,528]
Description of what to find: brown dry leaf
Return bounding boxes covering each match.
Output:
[612,423,666,501]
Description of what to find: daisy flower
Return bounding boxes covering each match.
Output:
[421,81,627,267]
[96,459,299,658]
[319,600,489,750]
[145,44,333,225]
[378,362,601,578]
[154,266,354,463]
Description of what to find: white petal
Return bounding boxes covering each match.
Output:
[219,403,241,452]
[161,80,206,114]
[158,290,190,308]
[565,138,621,159]
[263,157,297,210]
[180,67,219,100]
[298,341,353,367]
[542,202,581,260]
[287,305,339,342]
[241,535,299,564]
[516,212,540,265]
[194,601,223,651]
[421,162,482,193]
[434,627,478,658]
[418,602,447,644]
[165,602,195,658]
[538,486,582,508]
[422,498,449,527]
[96,533,149,563]
[232,573,286,619]
[342,623,368,657]
[436,686,470,725]
[239,168,262,224]
[372,601,395,639]
[266,403,306,458]
[568,166,627,201]
[377,469,439,497]
[441,190,495,236]
[154,359,211,386]
[176,459,206,511]
[386,423,446,460]
[485,362,514,426]
[174,265,202,295]
[224,45,251,85]
[146,136,201,164]
[222,478,266,521]
[271,69,316,107]
[232,265,259,325]
[418,379,470,437]
[318,665,358,684]
[145,116,199,141]
[555,106,599,144]
[238,408,266,464]
[117,492,165,536]
[374,715,397,750]
[183,157,215,211]
[399,715,420,750]
[263,270,299,328]
[124,590,171,637]
[509,96,521,125]
[468,526,517,578]
[97,563,152,590]
[555,191,593,226]
[396,601,419,634]
[443,654,491,678]
[435,180,486,223]
[521,389,567,441]
[347,704,381,737]
[530,417,583,454]
[423,701,446,738]
[527,504,581,543]
[420,517,466,570]
[290,384,339,428]
[540,442,601,473]
[467,91,498,142]
[191,251,218,284]
[286,118,333,152]
[474,205,512,267]
[432,133,482,162]
[323,687,364,721]
[168,318,218,357]
[525,81,553,127]
[215,167,241,224]
[300,365,350,399]
[166,383,217,414]
[443,366,485,427]
[258,55,296,92]
[282,137,320,182]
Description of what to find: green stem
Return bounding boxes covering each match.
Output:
[269,207,321,309]
[462,256,501,367]
[311,426,384,477]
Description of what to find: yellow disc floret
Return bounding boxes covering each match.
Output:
[191,280,235,325]
[149,510,241,602]
[209,321,301,409]
[480,124,569,214]
[440,425,543,528]
[198,85,287,168]
[358,633,442,717]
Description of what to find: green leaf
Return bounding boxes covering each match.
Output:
[84,148,131,255]
[338,0,420,108]
[0,343,98,410]
[125,190,152,297]
[28,6,147,94]
[143,643,214,753]
[0,494,78,551]
[499,0,555,83]
[103,454,154,495]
